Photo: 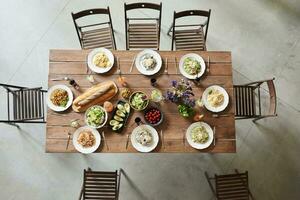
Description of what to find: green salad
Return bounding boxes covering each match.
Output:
[86,106,106,127]
[191,125,209,144]
[130,92,148,110]
[183,57,201,75]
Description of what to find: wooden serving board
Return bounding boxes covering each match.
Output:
[46,50,236,153]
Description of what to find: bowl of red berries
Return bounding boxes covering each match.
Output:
[144,107,163,126]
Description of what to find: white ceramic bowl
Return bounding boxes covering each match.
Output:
[87,48,114,74]
[47,84,73,112]
[131,125,159,153]
[73,126,101,154]
[85,105,108,129]
[202,85,229,112]
[179,53,206,79]
[186,122,214,150]
[135,49,162,75]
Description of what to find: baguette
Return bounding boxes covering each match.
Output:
[72,81,118,112]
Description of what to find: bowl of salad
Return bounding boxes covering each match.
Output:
[129,91,149,111]
[85,105,108,129]
[179,53,206,79]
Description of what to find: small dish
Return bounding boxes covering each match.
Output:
[202,85,229,113]
[131,125,159,153]
[186,122,214,150]
[85,105,108,129]
[179,53,206,79]
[73,126,101,154]
[87,48,114,74]
[144,107,163,126]
[47,84,73,112]
[129,91,149,111]
[135,49,162,76]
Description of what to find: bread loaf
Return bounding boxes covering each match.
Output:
[72,81,118,112]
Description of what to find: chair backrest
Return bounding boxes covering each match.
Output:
[71,8,116,49]
[215,171,250,200]
[124,2,162,50]
[83,169,119,200]
[234,78,277,119]
[0,84,46,123]
[171,9,211,50]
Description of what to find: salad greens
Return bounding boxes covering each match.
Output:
[130,92,148,110]
[86,106,106,127]
[178,104,195,118]
[191,125,209,144]
[183,57,201,75]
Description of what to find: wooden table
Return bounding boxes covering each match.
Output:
[47,50,236,153]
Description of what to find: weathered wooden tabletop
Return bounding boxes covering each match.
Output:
[46,50,236,153]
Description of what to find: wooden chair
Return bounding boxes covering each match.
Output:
[205,169,254,200]
[71,8,116,50]
[168,9,211,51]
[234,78,277,122]
[79,168,121,200]
[0,83,47,126]
[124,2,162,50]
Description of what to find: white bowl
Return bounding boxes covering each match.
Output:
[179,53,206,79]
[186,122,214,150]
[202,85,229,113]
[135,49,162,76]
[85,105,108,129]
[73,126,101,154]
[47,84,73,112]
[87,48,114,74]
[131,125,159,153]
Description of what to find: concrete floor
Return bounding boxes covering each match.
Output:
[0,0,300,199]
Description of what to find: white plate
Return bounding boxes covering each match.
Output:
[135,49,162,75]
[47,84,73,112]
[87,48,114,74]
[73,126,101,154]
[186,122,214,150]
[131,125,159,153]
[179,53,206,79]
[85,105,108,129]
[202,85,229,112]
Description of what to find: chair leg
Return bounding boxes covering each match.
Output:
[78,183,83,200]
[204,172,217,198]
[116,168,122,200]
[167,24,173,36]
[252,116,265,123]
[1,122,20,129]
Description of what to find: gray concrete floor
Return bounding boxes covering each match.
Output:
[0,0,300,199]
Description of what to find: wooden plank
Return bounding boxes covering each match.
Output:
[49,62,232,76]
[46,50,235,153]
[49,50,232,64]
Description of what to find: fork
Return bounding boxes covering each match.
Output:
[174,57,178,74]
[66,132,71,150]
[206,56,210,73]
[125,134,130,149]
[129,56,136,73]
[51,76,70,81]
[212,114,230,118]
[213,126,216,146]
[164,58,168,74]
[101,131,109,150]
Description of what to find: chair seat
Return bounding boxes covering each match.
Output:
[216,173,250,200]
[13,89,44,120]
[81,27,114,50]
[174,27,206,51]
[83,170,118,200]
[234,86,256,117]
[128,23,159,49]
